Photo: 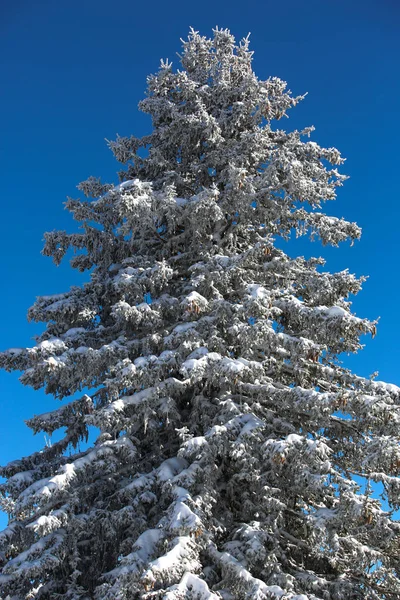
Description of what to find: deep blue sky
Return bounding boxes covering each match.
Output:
[1,0,399,528]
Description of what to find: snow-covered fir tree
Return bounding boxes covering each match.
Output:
[1,27,400,600]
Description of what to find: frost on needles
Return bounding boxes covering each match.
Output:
[1,27,400,600]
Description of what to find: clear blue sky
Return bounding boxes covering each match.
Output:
[1,0,399,529]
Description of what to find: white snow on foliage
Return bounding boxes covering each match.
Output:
[163,572,220,599]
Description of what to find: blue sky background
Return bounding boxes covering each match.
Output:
[0,0,399,529]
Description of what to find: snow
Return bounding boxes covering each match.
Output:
[9,470,35,485]
[26,514,63,535]
[106,387,155,413]
[247,284,269,301]
[169,501,201,532]
[63,327,86,338]
[214,254,232,267]
[159,350,177,362]
[374,381,400,394]
[75,346,89,353]
[0,522,20,546]
[3,531,65,572]
[21,439,134,501]
[100,529,166,578]
[264,434,303,457]
[207,352,223,361]
[207,414,263,442]
[45,463,77,492]
[134,356,151,368]
[219,357,246,374]
[121,363,136,376]
[136,302,151,312]
[130,528,164,563]
[236,414,264,439]
[311,507,338,529]
[189,261,206,271]
[37,338,66,353]
[172,322,197,334]
[323,305,348,318]
[116,179,137,191]
[123,473,152,494]
[36,292,65,301]
[144,535,194,577]
[182,291,208,307]
[181,358,203,372]
[164,572,220,599]
[157,457,188,482]
[215,549,287,598]
[36,296,74,313]
[181,351,222,377]
[285,434,304,444]
[182,436,208,456]
[171,486,191,501]
[187,347,209,360]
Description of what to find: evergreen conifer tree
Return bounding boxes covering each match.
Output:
[1,27,400,600]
